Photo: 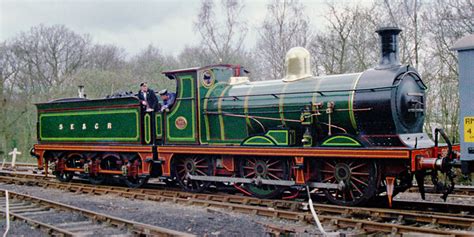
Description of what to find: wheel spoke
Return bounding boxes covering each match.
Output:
[351,172,369,176]
[351,176,368,187]
[322,175,334,183]
[244,171,255,178]
[267,160,280,167]
[348,189,354,200]
[351,182,363,196]
[194,158,205,165]
[195,169,207,176]
[321,169,334,173]
[324,162,335,169]
[267,168,283,172]
[350,163,366,171]
[267,172,281,180]
[247,159,256,166]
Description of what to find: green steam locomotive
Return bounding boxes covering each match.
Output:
[32,27,457,206]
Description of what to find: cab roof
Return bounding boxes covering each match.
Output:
[162,64,237,79]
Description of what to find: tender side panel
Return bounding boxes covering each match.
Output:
[39,108,141,143]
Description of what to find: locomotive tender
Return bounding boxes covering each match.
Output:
[32,27,460,206]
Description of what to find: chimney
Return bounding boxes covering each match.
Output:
[78,85,85,98]
[376,27,402,69]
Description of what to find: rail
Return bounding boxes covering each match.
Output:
[0,172,472,236]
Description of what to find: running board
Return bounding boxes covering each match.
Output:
[187,174,339,189]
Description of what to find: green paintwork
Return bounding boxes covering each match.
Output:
[321,135,362,147]
[266,130,292,146]
[199,67,247,144]
[155,114,163,138]
[242,129,295,146]
[166,75,197,143]
[144,113,151,143]
[39,109,140,142]
[205,72,362,145]
[163,65,362,147]
[242,136,276,146]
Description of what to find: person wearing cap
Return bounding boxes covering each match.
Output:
[159,89,176,112]
[137,82,160,112]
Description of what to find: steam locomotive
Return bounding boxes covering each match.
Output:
[32,27,463,206]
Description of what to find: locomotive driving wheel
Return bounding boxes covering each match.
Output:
[239,157,289,199]
[173,155,212,193]
[317,159,379,206]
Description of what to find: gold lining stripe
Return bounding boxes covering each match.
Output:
[203,84,219,141]
[311,77,322,109]
[196,70,204,144]
[279,83,289,126]
[349,72,364,132]
[244,85,255,131]
[166,76,196,142]
[218,86,232,140]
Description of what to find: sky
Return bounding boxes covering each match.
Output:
[0,0,369,57]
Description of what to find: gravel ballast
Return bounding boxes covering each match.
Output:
[0,183,320,236]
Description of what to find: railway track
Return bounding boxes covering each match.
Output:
[10,165,474,196]
[0,172,473,236]
[0,189,193,236]
[0,162,37,171]
[408,184,474,196]
[4,171,474,215]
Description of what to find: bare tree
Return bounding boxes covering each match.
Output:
[10,24,90,98]
[377,0,424,68]
[311,3,378,75]
[85,44,126,71]
[130,44,177,92]
[177,45,214,68]
[255,0,311,79]
[422,0,473,140]
[194,0,248,63]
[0,43,17,159]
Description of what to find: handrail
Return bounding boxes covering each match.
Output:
[203,85,395,101]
